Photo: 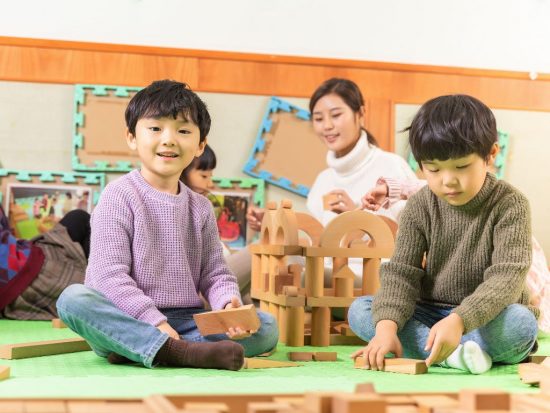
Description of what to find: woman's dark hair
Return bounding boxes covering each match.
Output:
[309,78,378,146]
[408,94,497,165]
[180,144,217,185]
[125,79,211,141]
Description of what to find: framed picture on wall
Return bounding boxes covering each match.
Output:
[0,169,105,239]
[208,177,265,249]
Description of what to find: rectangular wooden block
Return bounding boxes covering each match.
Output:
[354,357,427,374]
[246,401,291,413]
[322,193,339,210]
[313,352,337,361]
[0,338,91,360]
[193,304,261,336]
[411,395,459,413]
[243,358,300,369]
[332,394,386,413]
[0,365,10,381]
[184,402,229,412]
[459,389,510,411]
[304,392,335,413]
[274,274,295,295]
[51,318,67,329]
[22,401,67,413]
[288,352,314,361]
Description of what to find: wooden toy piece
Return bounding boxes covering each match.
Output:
[310,306,331,347]
[272,397,304,408]
[243,358,301,369]
[304,392,336,413]
[288,352,314,361]
[333,265,354,298]
[340,325,356,337]
[145,394,181,413]
[354,382,375,393]
[184,402,229,412]
[287,263,302,287]
[0,401,25,413]
[354,357,427,374]
[362,258,381,296]
[313,352,337,361]
[0,365,9,381]
[282,286,298,296]
[518,362,550,385]
[285,306,305,347]
[411,395,459,412]
[305,256,324,297]
[332,393,386,413]
[274,273,295,295]
[322,193,339,211]
[526,354,549,364]
[280,199,293,209]
[540,376,550,395]
[0,338,91,360]
[295,212,323,247]
[247,401,291,413]
[193,304,260,336]
[459,389,510,411]
[51,318,67,329]
[20,401,67,413]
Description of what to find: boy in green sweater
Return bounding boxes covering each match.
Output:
[348,94,539,374]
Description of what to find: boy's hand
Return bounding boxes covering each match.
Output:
[361,183,389,211]
[425,313,464,366]
[157,321,180,340]
[224,296,256,340]
[350,320,402,371]
[246,206,265,232]
[326,190,355,214]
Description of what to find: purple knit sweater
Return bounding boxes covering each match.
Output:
[85,170,240,326]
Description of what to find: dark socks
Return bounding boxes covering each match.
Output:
[107,352,134,365]
[154,338,244,371]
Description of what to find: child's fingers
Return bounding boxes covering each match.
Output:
[375,350,386,371]
[350,347,365,359]
[424,328,436,352]
[425,339,442,367]
[230,296,241,308]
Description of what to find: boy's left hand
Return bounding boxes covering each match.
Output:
[424,313,464,367]
[224,296,257,340]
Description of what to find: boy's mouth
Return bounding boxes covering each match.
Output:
[157,152,179,158]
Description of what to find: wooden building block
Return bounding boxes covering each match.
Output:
[304,392,335,413]
[193,304,260,336]
[246,401,291,413]
[272,397,304,408]
[184,402,228,412]
[354,382,375,393]
[354,357,427,374]
[0,365,10,381]
[0,401,24,413]
[51,318,67,329]
[340,325,356,337]
[22,401,67,413]
[0,338,91,360]
[287,352,314,361]
[322,193,339,211]
[526,355,549,364]
[282,286,298,296]
[518,362,548,385]
[459,389,510,411]
[243,358,300,369]
[332,394,386,413]
[274,274,295,295]
[411,395,459,413]
[313,352,337,361]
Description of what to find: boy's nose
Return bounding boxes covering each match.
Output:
[207,179,215,189]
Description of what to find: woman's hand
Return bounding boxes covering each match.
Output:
[246,205,265,232]
[326,189,355,214]
[157,321,180,340]
[361,183,389,211]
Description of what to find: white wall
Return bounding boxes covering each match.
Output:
[2,0,550,74]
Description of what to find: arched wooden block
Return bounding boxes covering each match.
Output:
[295,212,323,247]
[273,203,299,246]
[320,210,394,252]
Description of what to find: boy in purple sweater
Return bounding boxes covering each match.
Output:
[57,80,278,370]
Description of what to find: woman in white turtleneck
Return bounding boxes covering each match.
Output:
[249,78,416,230]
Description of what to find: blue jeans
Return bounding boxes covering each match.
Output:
[56,284,279,368]
[348,296,538,364]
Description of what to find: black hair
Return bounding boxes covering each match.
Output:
[408,94,497,166]
[309,77,378,146]
[125,79,211,141]
[180,143,217,185]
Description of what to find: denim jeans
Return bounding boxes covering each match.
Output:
[57,284,279,368]
[348,296,538,364]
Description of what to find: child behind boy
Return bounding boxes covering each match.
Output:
[57,80,278,371]
[348,94,539,374]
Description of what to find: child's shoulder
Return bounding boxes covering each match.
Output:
[491,178,530,209]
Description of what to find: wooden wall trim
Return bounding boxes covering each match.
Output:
[2,36,550,151]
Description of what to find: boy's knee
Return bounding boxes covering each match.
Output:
[507,304,538,341]
[57,284,95,312]
[348,296,374,337]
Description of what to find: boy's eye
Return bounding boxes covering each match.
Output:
[456,164,470,169]
[426,168,439,173]
[179,129,191,134]
[149,126,161,132]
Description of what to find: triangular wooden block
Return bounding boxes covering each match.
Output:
[333,265,355,280]
[244,358,301,369]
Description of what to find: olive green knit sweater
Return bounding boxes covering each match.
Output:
[372,173,538,333]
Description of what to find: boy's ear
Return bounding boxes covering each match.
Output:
[195,138,207,157]
[487,143,499,165]
[125,128,137,150]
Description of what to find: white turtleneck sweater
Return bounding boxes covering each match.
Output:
[307,131,417,226]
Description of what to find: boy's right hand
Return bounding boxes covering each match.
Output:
[350,320,402,371]
[361,183,389,211]
[157,321,180,340]
[246,206,265,232]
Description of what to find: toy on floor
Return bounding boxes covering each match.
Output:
[353,356,428,375]
[0,337,90,360]
[243,358,300,369]
[0,365,9,381]
[287,351,337,362]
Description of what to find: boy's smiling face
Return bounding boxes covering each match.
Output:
[421,144,498,206]
[126,114,205,193]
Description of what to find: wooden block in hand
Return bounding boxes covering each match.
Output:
[459,389,510,411]
[193,304,261,336]
[354,356,427,374]
[0,338,91,360]
[322,193,339,210]
[51,318,67,329]
[313,352,337,361]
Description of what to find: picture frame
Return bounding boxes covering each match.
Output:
[72,84,142,172]
[208,177,265,249]
[243,97,327,197]
[0,169,105,239]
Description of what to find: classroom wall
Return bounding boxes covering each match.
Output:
[1,0,550,73]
